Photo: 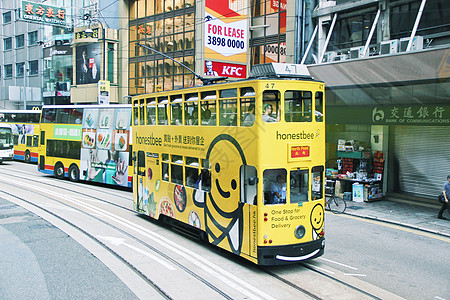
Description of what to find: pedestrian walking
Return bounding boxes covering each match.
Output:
[438,175,450,220]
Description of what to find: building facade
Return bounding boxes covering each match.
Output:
[0,0,44,109]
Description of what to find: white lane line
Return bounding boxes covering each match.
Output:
[319,257,358,270]
[344,273,367,277]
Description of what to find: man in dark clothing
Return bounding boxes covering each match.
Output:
[438,175,450,220]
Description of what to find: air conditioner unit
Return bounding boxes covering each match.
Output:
[334,54,349,61]
[323,51,337,63]
[380,39,399,55]
[350,46,365,59]
[400,36,424,52]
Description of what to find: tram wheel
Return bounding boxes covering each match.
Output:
[68,165,79,182]
[54,163,65,179]
[24,150,31,163]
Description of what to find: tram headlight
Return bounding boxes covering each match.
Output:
[294,225,306,239]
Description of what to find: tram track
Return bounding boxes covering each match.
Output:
[0,172,255,299]
[0,164,397,299]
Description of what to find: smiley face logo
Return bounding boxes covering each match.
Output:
[311,203,324,230]
[198,134,247,254]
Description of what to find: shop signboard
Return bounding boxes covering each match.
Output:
[21,1,66,26]
[327,104,450,126]
[98,80,110,105]
[204,0,248,78]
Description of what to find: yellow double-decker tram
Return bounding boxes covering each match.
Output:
[132,63,326,265]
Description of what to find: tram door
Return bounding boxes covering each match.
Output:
[136,150,146,212]
[240,165,258,258]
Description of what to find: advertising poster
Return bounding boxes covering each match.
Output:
[80,108,131,187]
[76,43,101,85]
[204,0,248,78]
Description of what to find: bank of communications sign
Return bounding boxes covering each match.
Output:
[204,0,248,78]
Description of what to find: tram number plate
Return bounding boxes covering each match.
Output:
[291,146,310,158]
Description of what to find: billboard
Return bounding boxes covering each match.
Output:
[76,44,101,85]
[204,0,248,78]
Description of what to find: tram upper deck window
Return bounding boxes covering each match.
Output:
[285,91,312,122]
[262,91,280,123]
[263,169,287,205]
[315,92,324,122]
[170,95,183,125]
[139,100,145,125]
[147,98,156,125]
[133,105,139,125]
[290,169,309,203]
[56,108,83,124]
[185,93,199,126]
[241,87,255,127]
[158,97,169,125]
[42,109,56,123]
[201,92,217,126]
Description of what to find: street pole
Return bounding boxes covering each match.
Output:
[23,65,27,110]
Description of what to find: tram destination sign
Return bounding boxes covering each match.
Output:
[21,1,66,26]
[327,104,450,126]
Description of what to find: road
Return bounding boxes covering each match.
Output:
[0,161,448,299]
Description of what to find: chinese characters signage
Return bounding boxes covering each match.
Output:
[327,105,450,126]
[53,125,81,140]
[75,28,100,41]
[21,1,66,26]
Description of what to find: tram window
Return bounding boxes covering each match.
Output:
[290,169,309,203]
[171,155,183,184]
[41,108,56,123]
[133,106,139,125]
[199,168,211,191]
[26,135,33,147]
[185,94,199,126]
[33,135,39,147]
[46,140,81,159]
[170,96,183,125]
[186,157,199,188]
[263,169,287,205]
[137,150,146,176]
[162,154,169,182]
[312,166,324,200]
[158,97,169,125]
[55,108,83,124]
[241,165,258,205]
[147,99,156,125]
[315,92,324,122]
[262,91,280,123]
[241,96,255,127]
[285,90,312,122]
[139,102,145,125]
[219,99,237,126]
[220,88,237,98]
[201,99,216,125]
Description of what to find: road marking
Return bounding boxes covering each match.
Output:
[335,213,450,242]
[97,235,177,270]
[318,257,358,270]
[344,273,367,277]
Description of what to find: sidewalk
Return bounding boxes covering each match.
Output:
[341,197,450,238]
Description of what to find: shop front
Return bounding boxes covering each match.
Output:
[43,43,73,105]
[326,104,450,201]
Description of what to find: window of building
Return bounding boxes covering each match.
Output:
[4,37,12,50]
[3,11,11,24]
[107,43,114,82]
[28,31,38,45]
[16,34,25,48]
[29,60,38,75]
[16,63,25,77]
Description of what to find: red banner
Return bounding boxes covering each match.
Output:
[291,146,310,158]
[204,61,247,79]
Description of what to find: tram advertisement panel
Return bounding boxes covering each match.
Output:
[204,0,248,76]
[80,108,131,187]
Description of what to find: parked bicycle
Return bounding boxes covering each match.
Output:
[325,180,347,214]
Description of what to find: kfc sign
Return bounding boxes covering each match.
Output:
[204,61,247,79]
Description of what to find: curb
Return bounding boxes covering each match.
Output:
[343,211,450,239]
